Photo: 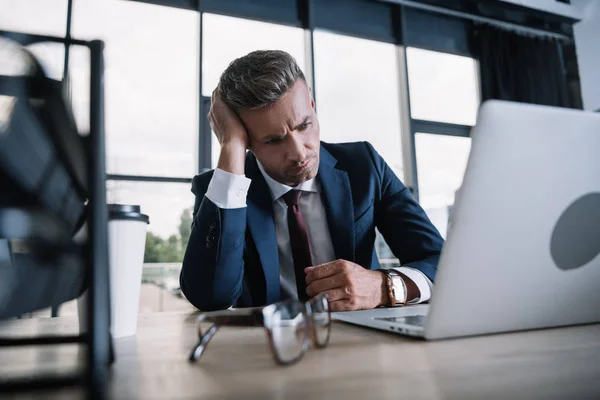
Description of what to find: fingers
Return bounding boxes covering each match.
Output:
[211,86,220,101]
[208,94,216,126]
[314,288,348,303]
[328,300,361,312]
[306,273,346,297]
[305,261,380,311]
[305,260,345,285]
[209,87,223,123]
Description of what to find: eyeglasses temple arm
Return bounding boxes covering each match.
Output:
[189,324,218,362]
[200,311,264,327]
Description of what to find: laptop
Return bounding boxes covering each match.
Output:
[333,100,600,340]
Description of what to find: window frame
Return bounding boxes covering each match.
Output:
[53,0,482,219]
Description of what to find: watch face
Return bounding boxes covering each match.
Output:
[391,275,406,303]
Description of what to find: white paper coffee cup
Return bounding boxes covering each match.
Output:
[77,204,149,338]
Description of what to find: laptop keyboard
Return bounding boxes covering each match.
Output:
[375,314,427,327]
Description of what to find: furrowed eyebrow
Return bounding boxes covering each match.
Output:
[264,133,286,142]
[262,117,311,142]
[293,116,311,131]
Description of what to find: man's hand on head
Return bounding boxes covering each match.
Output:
[209,87,249,175]
[305,260,388,312]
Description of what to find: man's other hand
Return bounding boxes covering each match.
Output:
[305,260,388,311]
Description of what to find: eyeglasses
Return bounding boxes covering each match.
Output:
[189,294,331,366]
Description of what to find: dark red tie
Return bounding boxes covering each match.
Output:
[282,190,312,301]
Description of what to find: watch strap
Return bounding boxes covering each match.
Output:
[380,269,396,307]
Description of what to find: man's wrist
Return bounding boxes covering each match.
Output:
[217,142,247,175]
[377,271,390,307]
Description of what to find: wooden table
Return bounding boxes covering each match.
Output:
[1,311,599,399]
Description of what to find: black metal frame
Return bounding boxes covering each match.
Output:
[0,31,112,399]
[412,120,472,138]
[107,174,193,184]
[199,95,212,172]
[198,11,206,174]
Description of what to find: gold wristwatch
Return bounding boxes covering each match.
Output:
[381,269,407,306]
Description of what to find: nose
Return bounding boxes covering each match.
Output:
[286,133,308,163]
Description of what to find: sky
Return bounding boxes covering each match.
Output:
[0,0,479,239]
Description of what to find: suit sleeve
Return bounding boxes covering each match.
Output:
[365,142,444,282]
[179,170,250,311]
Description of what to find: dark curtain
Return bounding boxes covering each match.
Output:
[473,24,571,108]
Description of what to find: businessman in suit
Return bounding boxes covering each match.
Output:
[181,50,444,311]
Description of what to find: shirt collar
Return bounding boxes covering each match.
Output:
[256,160,319,202]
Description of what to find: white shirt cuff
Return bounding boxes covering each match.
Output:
[392,266,433,304]
[205,168,251,209]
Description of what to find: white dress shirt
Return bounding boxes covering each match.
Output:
[205,166,433,304]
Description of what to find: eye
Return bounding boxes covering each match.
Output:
[299,122,311,131]
[265,137,283,145]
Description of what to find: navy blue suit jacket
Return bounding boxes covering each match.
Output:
[180,141,444,311]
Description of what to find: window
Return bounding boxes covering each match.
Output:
[314,31,404,263]
[0,0,67,36]
[407,47,480,236]
[415,133,471,237]
[0,1,68,81]
[202,13,306,168]
[68,0,201,315]
[71,0,199,178]
[407,47,480,126]
[67,45,90,133]
[314,31,404,180]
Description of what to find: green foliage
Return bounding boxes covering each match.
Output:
[143,207,194,263]
[179,207,193,250]
[144,232,164,263]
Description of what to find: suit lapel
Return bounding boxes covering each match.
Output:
[245,154,280,304]
[317,145,355,262]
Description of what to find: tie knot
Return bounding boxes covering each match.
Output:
[282,189,302,207]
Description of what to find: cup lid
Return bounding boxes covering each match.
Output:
[108,204,149,224]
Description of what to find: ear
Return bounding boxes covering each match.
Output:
[309,87,315,110]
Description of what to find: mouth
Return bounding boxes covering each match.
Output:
[289,158,314,175]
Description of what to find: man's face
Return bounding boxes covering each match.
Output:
[240,80,320,187]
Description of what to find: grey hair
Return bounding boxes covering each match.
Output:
[218,50,306,112]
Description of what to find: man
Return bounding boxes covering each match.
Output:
[181,50,444,312]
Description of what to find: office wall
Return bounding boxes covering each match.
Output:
[573,0,600,111]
